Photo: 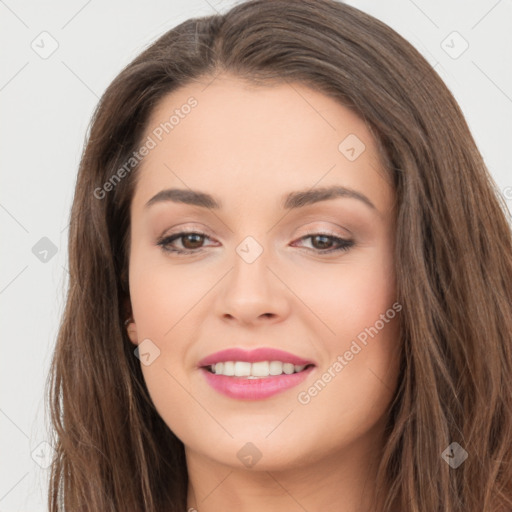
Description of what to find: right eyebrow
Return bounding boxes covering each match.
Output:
[144,188,221,210]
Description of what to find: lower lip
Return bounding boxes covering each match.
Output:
[200,366,315,400]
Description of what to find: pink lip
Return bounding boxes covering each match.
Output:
[200,366,315,400]
[197,347,314,367]
[197,347,316,400]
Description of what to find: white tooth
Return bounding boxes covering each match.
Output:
[223,361,235,376]
[251,361,270,377]
[211,360,305,377]
[234,361,251,377]
[282,363,295,374]
[269,361,283,375]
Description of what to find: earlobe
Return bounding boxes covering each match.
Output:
[125,319,139,345]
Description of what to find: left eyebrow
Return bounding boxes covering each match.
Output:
[281,185,377,212]
[144,185,377,212]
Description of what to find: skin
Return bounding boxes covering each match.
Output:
[126,72,400,512]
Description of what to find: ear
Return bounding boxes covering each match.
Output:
[126,319,139,346]
[122,295,139,345]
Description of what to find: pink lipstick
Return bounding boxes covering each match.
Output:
[198,347,316,400]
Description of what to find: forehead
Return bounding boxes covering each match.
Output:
[131,74,393,215]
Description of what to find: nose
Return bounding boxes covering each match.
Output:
[215,241,291,326]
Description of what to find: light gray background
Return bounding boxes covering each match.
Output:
[1,0,511,510]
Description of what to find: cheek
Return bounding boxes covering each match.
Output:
[293,251,399,419]
[295,252,396,348]
[128,255,209,426]
[292,308,400,460]
[128,246,212,338]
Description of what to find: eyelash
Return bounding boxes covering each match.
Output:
[156,230,355,256]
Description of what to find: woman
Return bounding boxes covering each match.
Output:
[47,0,512,510]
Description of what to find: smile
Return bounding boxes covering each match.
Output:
[200,362,315,400]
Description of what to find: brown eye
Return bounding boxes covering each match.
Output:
[180,233,205,250]
[293,233,355,254]
[157,231,215,254]
[310,234,334,250]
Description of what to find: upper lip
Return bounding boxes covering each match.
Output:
[198,347,315,368]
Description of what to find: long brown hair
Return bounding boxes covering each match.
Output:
[47,0,512,510]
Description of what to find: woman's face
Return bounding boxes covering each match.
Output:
[126,73,400,471]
